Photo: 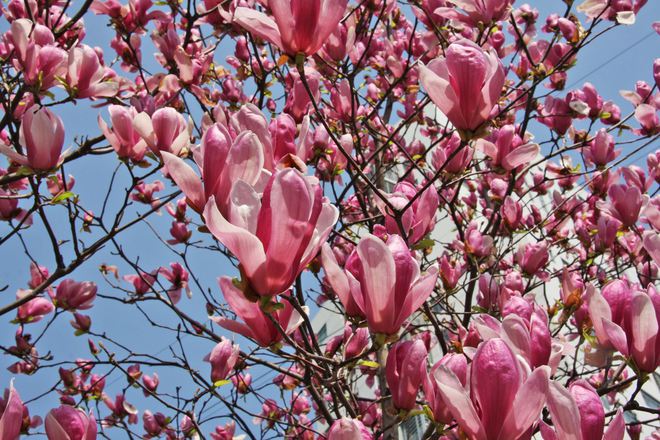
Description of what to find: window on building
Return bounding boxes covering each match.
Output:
[399,415,425,440]
[317,324,327,345]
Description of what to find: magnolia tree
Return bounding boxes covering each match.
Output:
[0,0,659,439]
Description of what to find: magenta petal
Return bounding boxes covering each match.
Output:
[471,338,520,440]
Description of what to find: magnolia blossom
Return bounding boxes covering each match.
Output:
[45,405,97,440]
[132,108,190,156]
[322,234,438,335]
[212,277,306,347]
[205,339,240,384]
[419,39,505,133]
[97,105,146,161]
[53,279,97,311]
[423,353,468,425]
[386,339,428,410]
[379,182,439,245]
[66,45,118,99]
[0,382,24,440]
[232,0,348,57]
[543,380,625,440]
[436,0,515,25]
[587,282,659,372]
[162,123,265,214]
[204,168,338,297]
[327,417,373,440]
[432,338,549,440]
[0,106,65,170]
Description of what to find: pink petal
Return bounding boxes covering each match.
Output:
[433,366,486,440]
[162,151,205,212]
[233,7,284,50]
[545,381,582,440]
[203,197,266,284]
[601,318,629,356]
[356,234,396,333]
[499,366,549,440]
[502,143,540,170]
[630,292,658,371]
[602,409,625,440]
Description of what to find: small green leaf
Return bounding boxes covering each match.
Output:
[52,191,76,203]
[213,379,231,388]
[357,360,379,368]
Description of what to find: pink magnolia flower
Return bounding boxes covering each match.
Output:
[8,19,67,91]
[162,122,265,214]
[542,380,625,440]
[325,234,438,336]
[203,168,338,298]
[327,417,373,440]
[577,0,647,24]
[587,282,659,372]
[16,290,54,324]
[0,382,24,440]
[432,338,549,440]
[210,421,239,440]
[643,230,660,266]
[431,132,474,174]
[516,241,549,276]
[66,45,118,99]
[0,106,64,170]
[159,262,191,304]
[142,410,171,438]
[436,0,515,25]
[231,373,252,394]
[123,271,158,296]
[98,105,147,161]
[538,96,573,135]
[423,353,468,425]
[380,182,439,245]
[142,373,159,396]
[419,39,505,133]
[584,129,620,167]
[477,125,540,171]
[45,405,97,440]
[386,339,428,411]
[132,108,190,156]
[232,0,348,57]
[204,339,240,384]
[597,184,649,228]
[343,326,371,360]
[53,279,97,311]
[212,277,306,347]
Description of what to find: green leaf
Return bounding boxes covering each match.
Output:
[52,191,76,203]
[213,379,231,388]
[357,360,379,368]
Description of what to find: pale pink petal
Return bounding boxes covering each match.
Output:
[545,381,582,440]
[433,366,486,440]
[499,366,549,440]
[162,151,205,212]
[233,7,284,49]
[502,143,540,170]
[203,197,266,282]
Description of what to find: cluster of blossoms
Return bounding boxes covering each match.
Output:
[0,0,659,439]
